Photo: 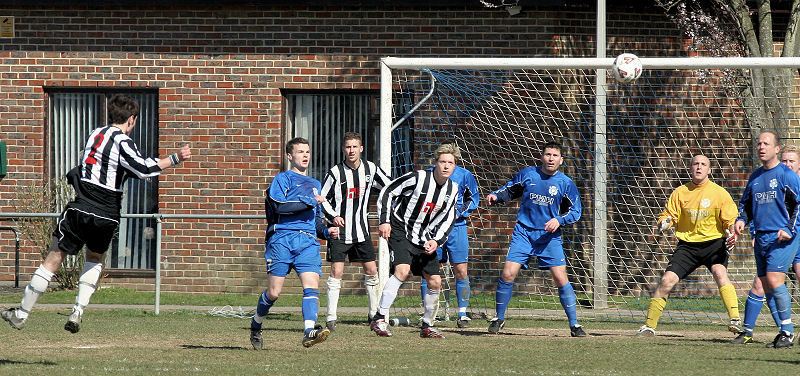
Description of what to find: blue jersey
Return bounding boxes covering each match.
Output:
[738,163,800,236]
[491,166,581,230]
[265,170,329,241]
[450,166,480,226]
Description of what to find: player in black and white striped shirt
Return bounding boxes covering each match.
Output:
[2,94,191,334]
[319,132,391,332]
[370,143,460,339]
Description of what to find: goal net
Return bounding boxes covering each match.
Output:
[380,57,800,326]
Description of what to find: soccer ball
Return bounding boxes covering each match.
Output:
[612,53,642,83]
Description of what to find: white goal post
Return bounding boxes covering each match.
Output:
[378,56,800,324]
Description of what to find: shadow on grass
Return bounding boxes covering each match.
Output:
[181,344,249,350]
[716,356,800,366]
[0,359,57,366]
[241,326,305,333]
[447,329,529,337]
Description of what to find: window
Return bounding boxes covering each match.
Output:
[48,90,159,270]
[284,91,380,181]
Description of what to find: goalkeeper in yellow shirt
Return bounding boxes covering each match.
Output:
[636,154,741,337]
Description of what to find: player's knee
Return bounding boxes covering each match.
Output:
[425,276,442,290]
[394,269,410,281]
[85,250,104,263]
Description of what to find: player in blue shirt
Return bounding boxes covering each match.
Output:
[485,141,585,337]
[733,144,800,345]
[420,149,480,328]
[249,137,339,350]
[734,131,800,348]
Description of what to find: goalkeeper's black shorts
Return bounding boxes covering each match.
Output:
[666,238,727,280]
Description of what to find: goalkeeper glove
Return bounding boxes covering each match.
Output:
[658,218,671,233]
[725,230,737,252]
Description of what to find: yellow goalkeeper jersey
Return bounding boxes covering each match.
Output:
[657,180,738,243]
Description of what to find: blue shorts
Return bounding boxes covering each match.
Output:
[436,224,469,264]
[792,234,800,265]
[504,223,565,269]
[754,231,799,277]
[264,230,322,277]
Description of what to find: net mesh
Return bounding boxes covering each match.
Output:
[388,65,800,326]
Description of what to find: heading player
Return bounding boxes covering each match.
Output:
[733,143,800,346]
[2,94,192,333]
[370,143,460,339]
[249,137,339,350]
[636,155,740,337]
[319,132,391,332]
[485,141,585,337]
[733,131,800,349]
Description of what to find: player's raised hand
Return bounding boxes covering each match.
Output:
[328,226,339,239]
[423,240,438,254]
[177,144,192,162]
[333,216,345,227]
[378,223,391,240]
[485,194,498,206]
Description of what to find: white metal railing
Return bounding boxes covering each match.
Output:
[0,212,264,315]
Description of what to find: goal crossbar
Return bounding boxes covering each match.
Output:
[382,56,800,70]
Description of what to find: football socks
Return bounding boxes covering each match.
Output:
[325,277,341,322]
[645,297,667,330]
[456,277,470,317]
[73,261,102,316]
[495,280,514,321]
[302,288,320,332]
[718,284,740,321]
[558,283,579,328]
[18,265,54,320]
[743,292,765,335]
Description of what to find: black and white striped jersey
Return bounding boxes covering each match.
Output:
[377,169,459,246]
[71,125,164,217]
[80,126,163,192]
[320,159,391,244]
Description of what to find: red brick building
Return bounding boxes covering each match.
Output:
[0,1,688,295]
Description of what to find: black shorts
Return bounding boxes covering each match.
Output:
[52,207,118,255]
[666,238,728,280]
[326,238,376,263]
[388,219,440,277]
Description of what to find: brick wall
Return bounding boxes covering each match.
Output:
[0,4,686,295]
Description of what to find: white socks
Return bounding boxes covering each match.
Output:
[326,277,341,322]
[422,288,440,326]
[73,261,103,316]
[18,265,54,320]
[365,274,379,319]
[377,275,403,317]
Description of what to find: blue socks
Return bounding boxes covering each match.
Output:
[456,278,470,317]
[422,277,470,318]
[767,295,781,328]
[420,279,428,304]
[252,290,276,330]
[743,291,764,335]
[767,284,793,334]
[495,280,514,320]
[302,288,320,334]
[558,283,579,328]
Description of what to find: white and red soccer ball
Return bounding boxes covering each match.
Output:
[612,53,642,83]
